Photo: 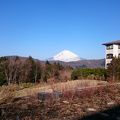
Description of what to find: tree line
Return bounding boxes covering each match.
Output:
[1,56,119,86]
[71,68,107,80]
[71,57,120,82]
[0,56,72,86]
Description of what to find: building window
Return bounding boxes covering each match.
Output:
[106,54,113,59]
[107,63,110,67]
[106,45,113,50]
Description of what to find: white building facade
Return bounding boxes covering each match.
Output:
[103,40,120,68]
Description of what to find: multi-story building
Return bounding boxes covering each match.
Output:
[103,40,120,68]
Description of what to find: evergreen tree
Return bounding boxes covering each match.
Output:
[107,57,120,81]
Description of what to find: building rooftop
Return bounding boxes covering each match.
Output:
[103,40,120,45]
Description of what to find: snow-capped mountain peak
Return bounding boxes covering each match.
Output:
[52,50,81,62]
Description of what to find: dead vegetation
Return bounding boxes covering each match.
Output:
[0,80,120,120]
[0,80,106,104]
[12,80,106,98]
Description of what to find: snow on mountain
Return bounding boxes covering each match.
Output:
[51,50,81,62]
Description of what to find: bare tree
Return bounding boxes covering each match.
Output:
[1,56,22,85]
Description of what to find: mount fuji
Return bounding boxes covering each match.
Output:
[50,50,81,62]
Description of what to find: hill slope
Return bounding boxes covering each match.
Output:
[49,59,105,68]
[1,56,105,68]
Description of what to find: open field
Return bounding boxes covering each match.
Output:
[0,80,107,99]
[0,80,120,120]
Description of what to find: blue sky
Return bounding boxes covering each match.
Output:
[0,0,120,59]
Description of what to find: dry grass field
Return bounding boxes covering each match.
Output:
[0,80,120,120]
[7,80,107,98]
[0,80,107,104]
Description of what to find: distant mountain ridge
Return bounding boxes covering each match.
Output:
[49,59,105,68]
[0,56,105,68]
[47,50,105,68]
